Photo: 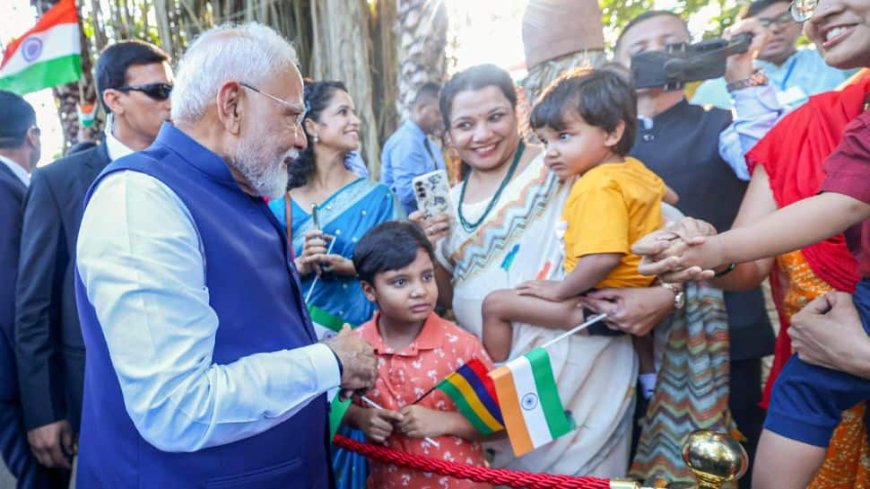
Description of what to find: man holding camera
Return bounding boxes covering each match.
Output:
[616,12,779,487]
[692,0,853,112]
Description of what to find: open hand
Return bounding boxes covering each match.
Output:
[516,280,564,302]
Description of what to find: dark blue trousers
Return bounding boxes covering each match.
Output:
[765,278,870,446]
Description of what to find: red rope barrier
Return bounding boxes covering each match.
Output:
[333,434,612,489]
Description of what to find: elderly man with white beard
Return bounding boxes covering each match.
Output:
[72,23,377,489]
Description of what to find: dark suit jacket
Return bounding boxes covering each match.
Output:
[0,162,26,402]
[15,143,110,431]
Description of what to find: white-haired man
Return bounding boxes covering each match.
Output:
[73,23,378,488]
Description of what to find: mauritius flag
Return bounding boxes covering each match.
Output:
[490,347,574,456]
[0,0,82,95]
[436,358,504,435]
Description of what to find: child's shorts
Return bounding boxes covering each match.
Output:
[764,278,870,447]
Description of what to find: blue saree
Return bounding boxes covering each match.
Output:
[270,178,403,336]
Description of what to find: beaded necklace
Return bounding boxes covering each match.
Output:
[457,141,525,232]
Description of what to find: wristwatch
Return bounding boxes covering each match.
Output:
[727,69,769,93]
[661,282,686,310]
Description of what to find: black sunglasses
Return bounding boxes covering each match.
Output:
[116,83,173,101]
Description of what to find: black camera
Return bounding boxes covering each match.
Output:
[631,33,752,90]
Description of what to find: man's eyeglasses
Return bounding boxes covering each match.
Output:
[758,10,796,28]
[790,0,818,22]
[116,83,173,101]
[239,82,306,128]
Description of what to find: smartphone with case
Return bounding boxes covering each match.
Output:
[412,169,452,216]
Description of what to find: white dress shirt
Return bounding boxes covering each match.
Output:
[76,170,340,452]
[0,154,31,187]
[104,117,135,162]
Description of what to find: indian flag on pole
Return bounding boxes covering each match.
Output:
[489,347,574,456]
[0,0,82,95]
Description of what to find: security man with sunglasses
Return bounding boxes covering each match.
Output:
[14,40,171,482]
[693,0,854,111]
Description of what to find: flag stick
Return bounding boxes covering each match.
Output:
[539,313,608,350]
[304,236,337,303]
[411,383,440,405]
[361,396,440,448]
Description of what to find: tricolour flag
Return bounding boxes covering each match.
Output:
[489,347,573,456]
[436,358,504,435]
[0,0,82,95]
[307,304,348,340]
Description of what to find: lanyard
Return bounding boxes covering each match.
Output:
[778,55,799,91]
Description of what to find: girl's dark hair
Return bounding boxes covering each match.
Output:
[439,64,518,131]
[353,221,434,285]
[530,69,638,156]
[287,80,348,189]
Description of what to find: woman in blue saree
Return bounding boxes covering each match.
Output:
[269,80,401,489]
[270,80,402,336]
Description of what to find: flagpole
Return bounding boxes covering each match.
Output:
[539,313,607,350]
[411,383,440,405]
[304,236,337,303]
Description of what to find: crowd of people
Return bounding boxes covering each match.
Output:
[0,0,867,488]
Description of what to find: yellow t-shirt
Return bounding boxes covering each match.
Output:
[562,157,664,289]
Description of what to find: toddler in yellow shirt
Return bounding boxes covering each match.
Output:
[482,69,676,393]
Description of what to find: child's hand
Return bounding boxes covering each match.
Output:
[358,409,404,443]
[516,280,565,302]
[397,405,446,439]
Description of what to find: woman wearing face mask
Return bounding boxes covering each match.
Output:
[410,64,691,478]
[634,0,870,486]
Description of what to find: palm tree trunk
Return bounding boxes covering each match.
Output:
[310,0,383,178]
[396,0,448,120]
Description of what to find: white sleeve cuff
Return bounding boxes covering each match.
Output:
[307,343,342,392]
[732,85,782,119]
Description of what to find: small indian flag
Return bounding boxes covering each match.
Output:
[0,0,82,95]
[489,347,574,456]
[307,304,349,340]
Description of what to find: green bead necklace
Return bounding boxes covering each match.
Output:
[457,141,525,233]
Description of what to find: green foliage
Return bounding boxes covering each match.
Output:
[600,0,745,48]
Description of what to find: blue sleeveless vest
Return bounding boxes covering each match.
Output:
[75,124,330,488]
